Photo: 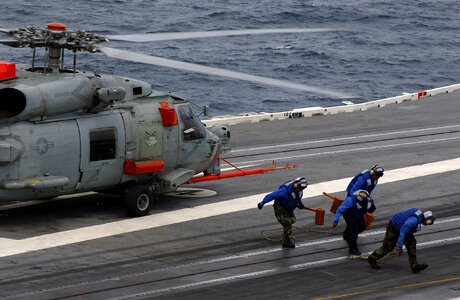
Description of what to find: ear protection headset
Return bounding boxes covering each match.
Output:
[353,190,370,209]
[370,165,384,177]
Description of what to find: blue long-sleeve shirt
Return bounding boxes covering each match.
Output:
[346,169,378,196]
[389,208,423,247]
[333,193,376,225]
[260,180,305,212]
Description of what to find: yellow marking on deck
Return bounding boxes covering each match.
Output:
[312,276,460,299]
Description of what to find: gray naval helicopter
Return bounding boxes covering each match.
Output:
[0,23,348,216]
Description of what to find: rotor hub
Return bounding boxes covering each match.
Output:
[0,23,107,52]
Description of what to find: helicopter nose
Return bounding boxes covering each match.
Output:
[210,126,231,155]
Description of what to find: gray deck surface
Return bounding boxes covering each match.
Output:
[0,91,459,299]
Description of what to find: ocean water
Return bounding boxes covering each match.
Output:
[1,0,459,117]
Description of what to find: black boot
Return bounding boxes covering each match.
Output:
[367,257,380,269]
[349,249,361,256]
[282,242,295,248]
[412,264,428,273]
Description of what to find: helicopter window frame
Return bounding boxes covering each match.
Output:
[178,105,206,142]
[89,127,117,162]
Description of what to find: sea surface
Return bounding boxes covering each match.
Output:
[1,0,459,117]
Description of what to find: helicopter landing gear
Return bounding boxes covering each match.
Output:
[124,185,153,217]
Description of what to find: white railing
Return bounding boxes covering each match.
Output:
[203,83,460,127]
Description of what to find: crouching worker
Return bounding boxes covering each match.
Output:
[257,177,308,248]
[332,190,375,256]
[367,209,435,273]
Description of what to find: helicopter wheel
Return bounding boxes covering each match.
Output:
[124,185,153,217]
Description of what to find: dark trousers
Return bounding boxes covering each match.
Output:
[343,211,366,252]
[369,221,418,268]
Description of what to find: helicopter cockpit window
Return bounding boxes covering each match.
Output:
[89,128,116,161]
[179,106,205,141]
[133,86,142,95]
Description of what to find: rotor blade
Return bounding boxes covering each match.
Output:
[100,46,352,99]
[106,28,350,42]
[0,39,19,46]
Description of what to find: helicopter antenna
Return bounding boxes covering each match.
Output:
[44,47,49,71]
[73,50,77,75]
[31,47,36,71]
[60,48,65,70]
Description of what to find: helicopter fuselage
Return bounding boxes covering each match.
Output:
[0,65,229,215]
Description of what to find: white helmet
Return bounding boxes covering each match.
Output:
[294,177,308,190]
[423,211,436,224]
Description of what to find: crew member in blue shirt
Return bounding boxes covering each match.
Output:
[332,189,375,255]
[257,177,308,248]
[367,208,435,273]
[347,165,384,197]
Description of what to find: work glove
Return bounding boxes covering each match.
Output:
[257,202,263,210]
[396,246,404,257]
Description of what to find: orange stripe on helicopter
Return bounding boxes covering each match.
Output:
[123,159,165,174]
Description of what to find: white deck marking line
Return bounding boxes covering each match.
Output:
[111,235,460,299]
[111,269,278,300]
[231,124,460,153]
[0,157,459,258]
[237,136,460,164]
[220,164,256,172]
[291,236,460,270]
